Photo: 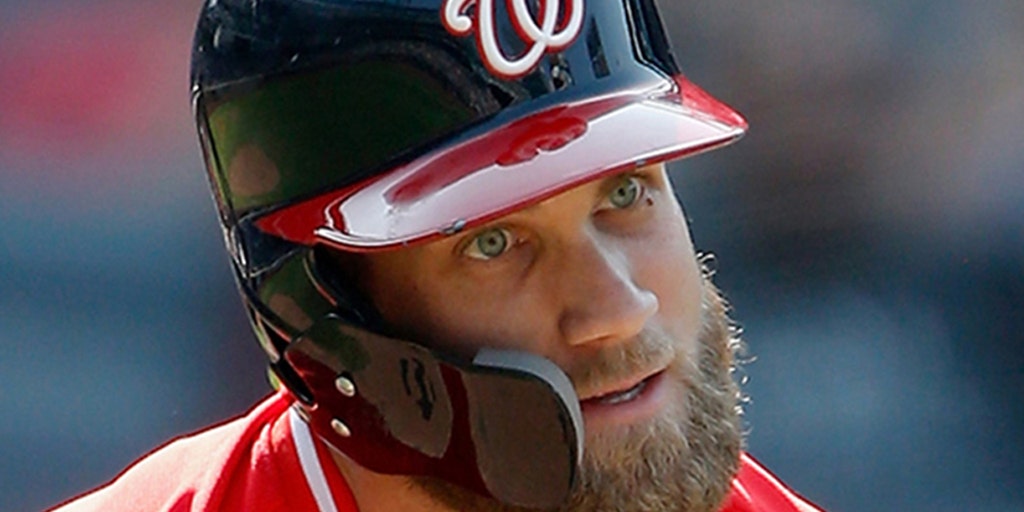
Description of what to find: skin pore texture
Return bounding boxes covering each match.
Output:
[329,164,744,512]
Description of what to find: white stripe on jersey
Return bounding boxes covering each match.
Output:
[290,408,340,512]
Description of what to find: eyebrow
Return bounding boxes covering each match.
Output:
[474,168,647,230]
[530,171,628,211]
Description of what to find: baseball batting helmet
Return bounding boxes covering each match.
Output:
[191,0,746,507]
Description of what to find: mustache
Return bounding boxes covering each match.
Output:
[565,327,677,400]
[564,278,741,402]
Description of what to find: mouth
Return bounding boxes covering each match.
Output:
[583,373,656,405]
[577,369,669,427]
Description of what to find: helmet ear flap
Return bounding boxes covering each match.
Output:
[306,245,385,331]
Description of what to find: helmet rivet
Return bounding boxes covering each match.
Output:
[335,375,356,397]
[441,219,467,236]
[331,418,352,438]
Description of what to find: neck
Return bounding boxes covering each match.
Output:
[330,451,452,512]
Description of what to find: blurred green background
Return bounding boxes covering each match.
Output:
[2,1,1021,511]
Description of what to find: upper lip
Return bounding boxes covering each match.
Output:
[577,366,666,402]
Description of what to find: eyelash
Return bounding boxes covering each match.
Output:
[461,226,518,261]
[608,175,644,209]
[459,173,655,261]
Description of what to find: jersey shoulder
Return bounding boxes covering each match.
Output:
[720,453,824,512]
[47,392,327,512]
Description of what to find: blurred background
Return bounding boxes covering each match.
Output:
[1,1,1020,511]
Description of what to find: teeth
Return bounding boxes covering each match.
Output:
[597,380,647,405]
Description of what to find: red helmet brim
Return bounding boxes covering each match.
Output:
[256,76,746,252]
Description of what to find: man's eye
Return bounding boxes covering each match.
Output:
[608,176,642,209]
[464,227,513,260]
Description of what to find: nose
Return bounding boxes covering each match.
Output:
[555,233,659,348]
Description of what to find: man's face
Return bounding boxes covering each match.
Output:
[356,164,742,511]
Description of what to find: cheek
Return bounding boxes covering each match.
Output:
[436,277,549,353]
[367,263,429,333]
[364,252,455,346]
[378,266,540,356]
[632,215,703,341]
[363,246,546,356]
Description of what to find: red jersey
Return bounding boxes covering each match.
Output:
[50,392,821,512]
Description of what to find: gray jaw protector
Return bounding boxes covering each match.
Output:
[284,317,584,509]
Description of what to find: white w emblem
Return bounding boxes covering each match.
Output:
[442,0,585,79]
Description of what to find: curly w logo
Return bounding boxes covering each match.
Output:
[441,0,585,79]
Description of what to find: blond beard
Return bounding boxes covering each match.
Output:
[411,278,745,512]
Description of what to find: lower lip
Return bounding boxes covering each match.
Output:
[579,371,669,429]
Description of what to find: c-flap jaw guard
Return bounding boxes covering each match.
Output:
[284,316,584,509]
